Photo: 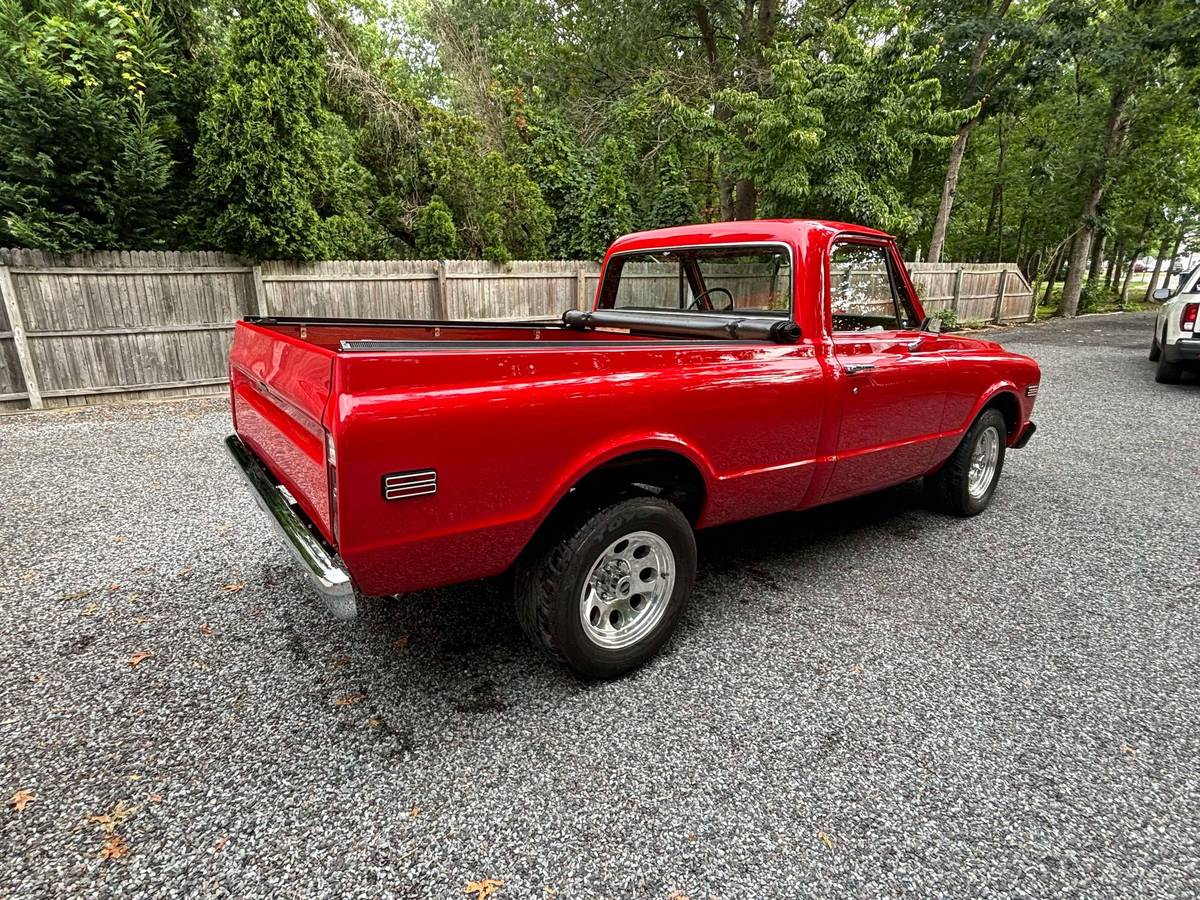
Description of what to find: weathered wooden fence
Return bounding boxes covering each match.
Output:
[0,249,1033,411]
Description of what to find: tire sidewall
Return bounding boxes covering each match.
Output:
[961,410,1007,515]
[552,499,696,678]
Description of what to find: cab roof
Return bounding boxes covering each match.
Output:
[607,219,893,256]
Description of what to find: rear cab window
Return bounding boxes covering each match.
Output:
[598,246,793,316]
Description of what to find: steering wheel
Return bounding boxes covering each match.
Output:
[688,287,735,311]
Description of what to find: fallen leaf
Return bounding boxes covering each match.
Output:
[199,624,212,636]
[392,635,410,650]
[213,836,228,853]
[29,673,47,685]
[368,717,383,729]
[667,892,689,900]
[335,692,366,706]
[58,590,89,602]
[99,833,128,860]
[177,566,193,578]
[88,800,137,833]
[126,774,142,782]
[7,789,36,811]
[817,830,836,850]
[849,664,864,674]
[1122,745,1137,755]
[465,879,503,900]
[410,805,420,817]
[107,583,121,592]
[111,534,128,543]
[81,603,100,617]
[332,655,351,669]
[147,794,163,804]
[222,582,244,594]
[128,651,154,668]
[133,616,151,625]
[21,570,38,582]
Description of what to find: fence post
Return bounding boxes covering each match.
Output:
[434,260,448,319]
[952,267,964,314]
[0,264,42,410]
[992,268,1008,324]
[575,268,587,310]
[251,265,269,317]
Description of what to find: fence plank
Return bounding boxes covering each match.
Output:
[0,264,42,409]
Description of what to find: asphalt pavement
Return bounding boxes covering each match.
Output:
[1,311,1197,898]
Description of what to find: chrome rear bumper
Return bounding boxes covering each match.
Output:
[223,434,357,620]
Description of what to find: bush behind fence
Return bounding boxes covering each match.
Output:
[0,249,1032,411]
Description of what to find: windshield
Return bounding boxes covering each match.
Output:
[598,246,792,316]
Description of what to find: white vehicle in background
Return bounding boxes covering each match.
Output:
[1150,267,1200,383]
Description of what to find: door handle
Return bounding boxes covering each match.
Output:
[844,363,875,375]
[906,339,923,351]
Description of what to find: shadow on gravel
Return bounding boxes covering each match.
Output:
[318,480,930,712]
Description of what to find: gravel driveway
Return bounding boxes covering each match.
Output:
[2,311,1197,898]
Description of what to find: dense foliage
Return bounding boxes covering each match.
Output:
[2,0,1198,314]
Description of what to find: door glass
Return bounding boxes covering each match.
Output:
[830,243,917,331]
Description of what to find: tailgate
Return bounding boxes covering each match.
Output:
[228,322,337,543]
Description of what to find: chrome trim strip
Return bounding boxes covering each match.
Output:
[223,434,356,620]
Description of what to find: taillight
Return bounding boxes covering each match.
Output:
[325,430,338,541]
[1182,302,1198,332]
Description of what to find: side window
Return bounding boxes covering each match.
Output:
[829,243,918,332]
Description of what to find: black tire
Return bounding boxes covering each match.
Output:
[1155,328,1183,384]
[514,496,696,679]
[925,408,1007,517]
[1149,325,1161,361]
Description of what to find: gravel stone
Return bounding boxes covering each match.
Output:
[1,311,1197,898]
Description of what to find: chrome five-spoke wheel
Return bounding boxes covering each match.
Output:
[579,530,676,650]
[967,425,1001,500]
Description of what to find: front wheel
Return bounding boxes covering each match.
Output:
[925,408,1008,517]
[514,497,697,679]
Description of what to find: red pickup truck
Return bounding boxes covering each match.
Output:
[226,220,1039,677]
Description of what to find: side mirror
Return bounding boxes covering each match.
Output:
[920,315,943,334]
[1153,288,1170,301]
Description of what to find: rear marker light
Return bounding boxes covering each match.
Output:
[1182,302,1198,332]
[383,470,438,500]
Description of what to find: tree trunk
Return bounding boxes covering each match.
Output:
[1106,238,1124,289]
[1119,247,1139,307]
[733,177,757,220]
[1040,241,1066,308]
[927,122,975,263]
[1086,231,1106,285]
[1143,235,1171,302]
[925,0,1013,264]
[1061,86,1129,317]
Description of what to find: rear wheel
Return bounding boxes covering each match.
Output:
[514,497,696,679]
[1155,328,1183,384]
[925,408,1007,517]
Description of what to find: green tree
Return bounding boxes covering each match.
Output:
[191,0,385,258]
[0,0,179,251]
[580,138,634,258]
[413,195,461,257]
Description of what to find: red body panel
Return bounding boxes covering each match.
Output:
[228,220,1040,596]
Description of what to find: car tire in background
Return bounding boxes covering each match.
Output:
[1155,327,1184,384]
[514,496,696,679]
[925,408,1008,517]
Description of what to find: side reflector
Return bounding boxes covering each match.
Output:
[382,470,438,501]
